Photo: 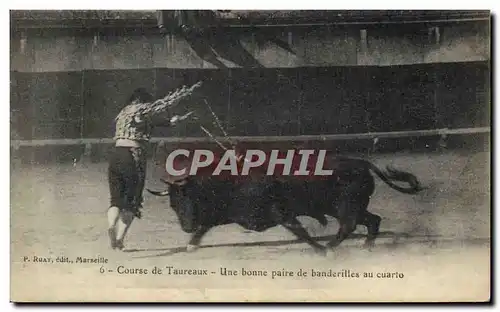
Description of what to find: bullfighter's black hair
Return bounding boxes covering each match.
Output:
[129,87,154,104]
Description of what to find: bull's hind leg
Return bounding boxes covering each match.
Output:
[327,199,358,250]
[359,211,381,250]
[327,217,357,249]
[281,218,327,256]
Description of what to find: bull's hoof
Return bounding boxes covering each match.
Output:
[363,241,375,251]
[185,244,199,252]
[326,241,340,249]
[314,247,327,257]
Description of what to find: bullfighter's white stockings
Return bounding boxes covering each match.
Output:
[115,210,135,249]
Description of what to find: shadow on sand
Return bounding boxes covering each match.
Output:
[121,231,483,259]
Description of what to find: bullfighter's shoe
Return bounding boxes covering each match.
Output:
[114,239,124,251]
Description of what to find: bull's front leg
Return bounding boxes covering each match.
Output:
[281,218,327,256]
[186,226,211,252]
[271,205,326,256]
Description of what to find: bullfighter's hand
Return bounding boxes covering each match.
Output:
[170,115,180,124]
[170,111,194,125]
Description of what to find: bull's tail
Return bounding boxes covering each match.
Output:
[336,156,425,195]
[368,163,425,195]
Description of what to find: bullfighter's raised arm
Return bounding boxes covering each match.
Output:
[135,81,203,119]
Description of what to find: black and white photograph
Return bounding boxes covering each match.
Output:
[9,8,491,302]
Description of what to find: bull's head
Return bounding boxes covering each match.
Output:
[147,178,198,233]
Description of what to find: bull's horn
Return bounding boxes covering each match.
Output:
[146,189,169,196]
[161,177,187,186]
[160,178,174,186]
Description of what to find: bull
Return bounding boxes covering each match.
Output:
[147,155,424,255]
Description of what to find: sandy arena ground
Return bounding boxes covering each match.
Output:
[10,151,491,302]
